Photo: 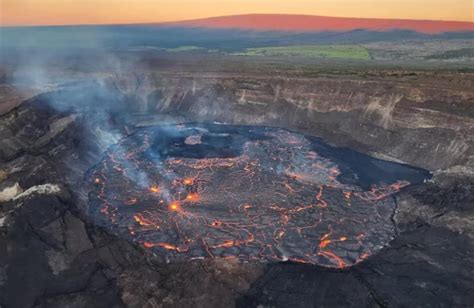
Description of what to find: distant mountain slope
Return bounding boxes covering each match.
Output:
[165,14,474,34]
[1,25,472,54]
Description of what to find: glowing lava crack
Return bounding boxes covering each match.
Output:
[87,124,429,268]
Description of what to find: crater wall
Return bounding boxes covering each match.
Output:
[106,72,474,172]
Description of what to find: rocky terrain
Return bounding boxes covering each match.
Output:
[110,70,474,171]
[0,69,473,307]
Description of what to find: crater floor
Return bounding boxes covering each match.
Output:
[88,124,429,267]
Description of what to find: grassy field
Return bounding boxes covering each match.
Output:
[233,45,370,60]
[165,46,205,53]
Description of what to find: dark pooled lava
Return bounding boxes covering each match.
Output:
[87,124,430,268]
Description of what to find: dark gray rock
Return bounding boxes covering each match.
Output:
[0,77,473,307]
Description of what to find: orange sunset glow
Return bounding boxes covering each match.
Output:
[1,0,472,27]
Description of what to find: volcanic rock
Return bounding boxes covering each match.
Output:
[0,71,473,307]
[0,182,23,203]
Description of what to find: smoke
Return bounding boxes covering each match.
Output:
[0,25,160,191]
[0,24,223,204]
[0,25,148,91]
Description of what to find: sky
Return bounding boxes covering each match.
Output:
[1,0,473,26]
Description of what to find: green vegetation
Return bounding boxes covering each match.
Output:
[165,46,205,53]
[135,44,370,59]
[233,45,370,60]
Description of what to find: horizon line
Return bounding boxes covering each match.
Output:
[1,13,473,28]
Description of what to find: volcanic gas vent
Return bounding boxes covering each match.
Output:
[87,124,429,268]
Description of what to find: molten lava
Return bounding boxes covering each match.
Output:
[149,186,160,193]
[183,178,194,185]
[87,124,429,268]
[168,201,181,212]
[185,193,200,202]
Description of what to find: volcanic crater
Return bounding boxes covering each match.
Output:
[88,123,430,267]
[0,69,472,307]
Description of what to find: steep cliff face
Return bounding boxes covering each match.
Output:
[107,72,474,172]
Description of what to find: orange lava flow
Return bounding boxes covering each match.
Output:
[185,193,200,202]
[143,242,182,251]
[183,178,194,185]
[88,124,426,268]
[168,201,181,212]
[124,197,138,205]
[133,213,156,228]
[212,240,235,248]
[149,186,160,193]
[318,251,347,268]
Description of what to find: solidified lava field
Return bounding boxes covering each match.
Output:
[87,124,430,268]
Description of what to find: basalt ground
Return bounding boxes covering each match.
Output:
[0,55,473,307]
